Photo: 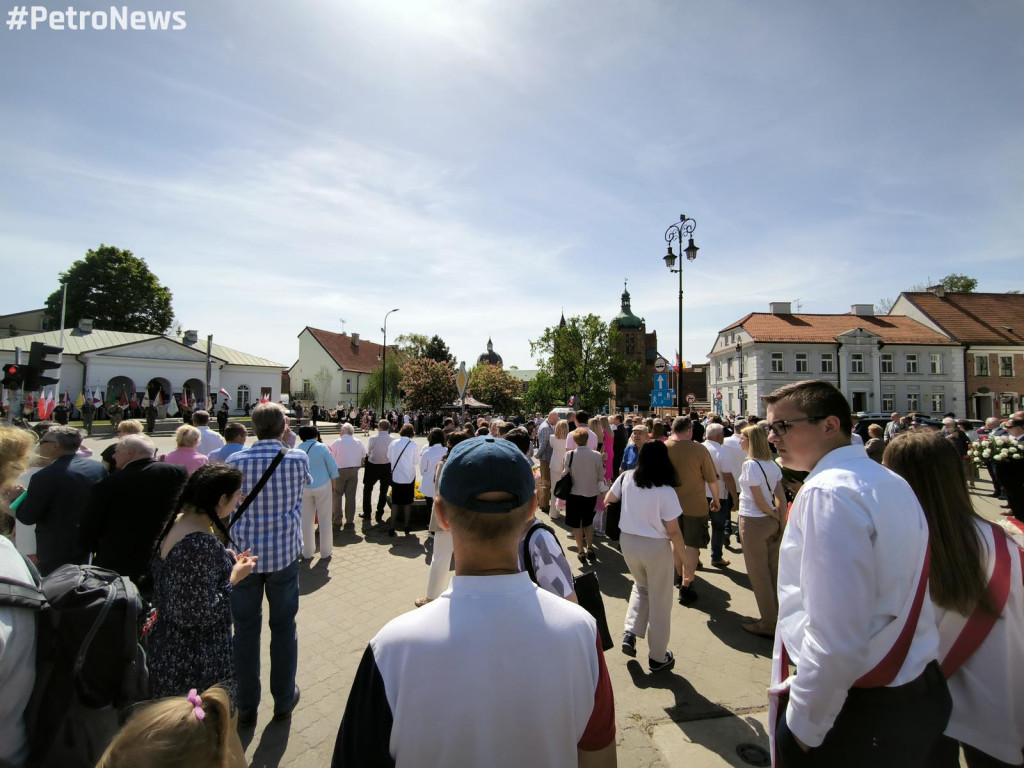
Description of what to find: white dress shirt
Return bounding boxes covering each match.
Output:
[330,434,367,469]
[934,519,1024,764]
[196,425,226,456]
[418,444,447,497]
[388,437,421,485]
[775,444,940,748]
[703,441,730,500]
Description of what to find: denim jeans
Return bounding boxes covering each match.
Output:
[231,558,300,715]
[709,496,733,561]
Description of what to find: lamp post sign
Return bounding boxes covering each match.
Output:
[686,393,696,405]
[654,357,668,373]
[651,368,673,410]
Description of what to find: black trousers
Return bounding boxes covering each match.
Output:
[362,462,391,517]
[776,661,951,768]
[926,735,1020,768]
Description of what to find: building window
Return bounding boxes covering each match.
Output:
[795,353,808,373]
[931,393,944,412]
[907,393,919,412]
[1001,394,1016,416]
[881,394,894,412]
[236,385,250,410]
[625,335,635,354]
[727,358,733,378]
[906,354,918,374]
[300,379,313,399]
[881,353,893,374]
[346,378,352,393]
[771,353,784,373]
[975,355,989,377]
[851,353,864,374]
[1000,356,1014,377]
[930,353,942,374]
[821,353,834,374]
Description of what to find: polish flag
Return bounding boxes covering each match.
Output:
[219,387,230,398]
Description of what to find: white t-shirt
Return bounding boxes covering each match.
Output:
[703,441,732,500]
[738,458,782,518]
[0,537,36,767]
[418,444,447,498]
[609,471,681,539]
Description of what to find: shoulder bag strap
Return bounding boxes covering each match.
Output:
[229,447,288,529]
[940,522,1016,679]
[753,460,779,515]
[522,522,561,584]
[393,439,412,467]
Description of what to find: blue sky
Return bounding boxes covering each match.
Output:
[2,0,1021,370]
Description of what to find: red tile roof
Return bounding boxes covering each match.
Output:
[720,313,956,345]
[305,327,388,373]
[898,292,1024,345]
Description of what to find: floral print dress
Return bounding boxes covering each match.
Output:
[148,531,235,702]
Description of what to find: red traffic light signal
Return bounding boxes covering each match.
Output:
[2,363,24,389]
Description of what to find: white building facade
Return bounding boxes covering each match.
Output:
[708,303,965,417]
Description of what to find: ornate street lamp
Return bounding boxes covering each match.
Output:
[663,214,699,414]
[736,341,745,417]
[381,308,399,417]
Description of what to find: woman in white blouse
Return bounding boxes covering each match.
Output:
[605,440,686,673]
[548,420,569,520]
[737,425,786,638]
[885,431,1024,768]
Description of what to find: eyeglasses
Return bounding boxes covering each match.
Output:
[767,416,826,436]
[38,439,57,445]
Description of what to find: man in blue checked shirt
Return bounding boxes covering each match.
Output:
[227,402,312,727]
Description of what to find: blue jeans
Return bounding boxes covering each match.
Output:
[231,558,300,714]
[709,496,733,561]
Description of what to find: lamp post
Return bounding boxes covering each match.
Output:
[381,308,399,417]
[663,213,699,414]
[735,341,745,417]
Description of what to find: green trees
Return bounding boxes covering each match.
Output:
[45,245,174,333]
[401,358,458,412]
[358,357,402,411]
[468,363,522,415]
[529,314,634,413]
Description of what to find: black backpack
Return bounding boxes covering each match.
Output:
[0,558,150,768]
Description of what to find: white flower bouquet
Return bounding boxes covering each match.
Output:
[970,435,1023,466]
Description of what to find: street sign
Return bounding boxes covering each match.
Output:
[650,389,674,408]
[654,357,668,373]
[686,393,696,404]
[737,387,745,398]
[456,361,469,399]
[653,372,669,390]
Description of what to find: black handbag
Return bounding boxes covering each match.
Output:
[552,452,575,500]
[522,523,614,651]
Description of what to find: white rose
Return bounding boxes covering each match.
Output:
[982,450,992,458]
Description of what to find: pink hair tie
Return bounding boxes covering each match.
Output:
[187,688,206,721]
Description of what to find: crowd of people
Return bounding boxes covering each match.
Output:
[0,387,1021,767]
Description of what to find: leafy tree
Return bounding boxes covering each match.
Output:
[401,358,458,412]
[312,365,333,405]
[468,363,522,415]
[423,335,454,364]
[523,369,563,413]
[530,314,634,413]
[45,245,174,333]
[358,357,402,411]
[878,272,979,315]
[396,333,431,358]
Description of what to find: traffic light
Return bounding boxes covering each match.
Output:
[2,363,23,389]
[24,342,62,391]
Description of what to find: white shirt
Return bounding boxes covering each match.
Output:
[934,519,1024,764]
[388,437,421,485]
[0,537,35,767]
[418,444,447,497]
[776,445,940,748]
[702,441,730,500]
[566,429,599,452]
[609,471,681,539]
[850,433,864,446]
[330,434,366,469]
[549,435,568,477]
[738,459,782,518]
[196,425,226,456]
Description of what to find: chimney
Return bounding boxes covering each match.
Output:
[77,318,93,333]
[769,302,792,315]
[183,330,198,345]
[851,304,875,317]
[351,332,360,348]
[930,285,946,298]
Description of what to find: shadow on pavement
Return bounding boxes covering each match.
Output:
[299,559,331,596]
[247,719,292,768]
[704,609,775,657]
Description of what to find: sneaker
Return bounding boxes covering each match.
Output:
[678,585,698,606]
[649,650,675,673]
[621,632,637,657]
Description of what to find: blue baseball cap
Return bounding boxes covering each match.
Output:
[438,436,535,513]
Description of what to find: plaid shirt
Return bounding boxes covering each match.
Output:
[227,439,311,573]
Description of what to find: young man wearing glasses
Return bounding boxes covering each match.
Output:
[763,380,949,768]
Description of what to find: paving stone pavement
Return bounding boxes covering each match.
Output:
[82,433,1011,768]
